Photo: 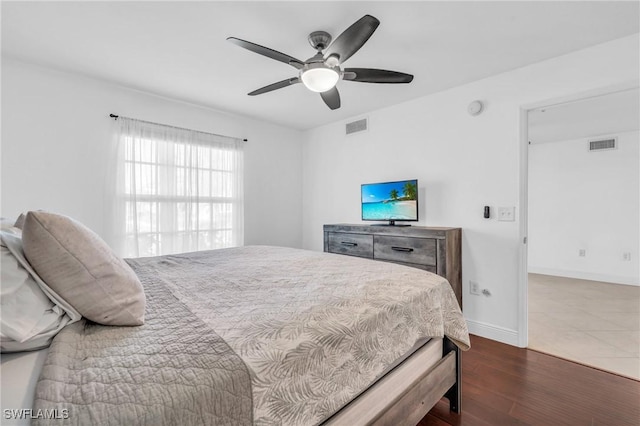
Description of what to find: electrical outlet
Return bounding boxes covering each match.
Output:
[579,249,586,257]
[470,280,480,295]
[623,252,631,261]
[498,207,515,222]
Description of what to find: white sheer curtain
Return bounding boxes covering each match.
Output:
[106,117,244,258]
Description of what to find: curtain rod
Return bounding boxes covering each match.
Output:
[109,114,247,142]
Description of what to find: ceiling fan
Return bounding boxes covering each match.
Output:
[227,15,414,110]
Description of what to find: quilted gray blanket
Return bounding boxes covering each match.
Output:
[32,264,253,425]
[33,246,469,426]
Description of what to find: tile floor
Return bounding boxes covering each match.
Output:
[528,273,640,380]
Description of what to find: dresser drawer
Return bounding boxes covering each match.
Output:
[374,235,436,266]
[327,232,373,258]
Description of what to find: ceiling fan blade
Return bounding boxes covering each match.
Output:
[343,68,414,83]
[324,15,380,64]
[227,37,304,69]
[248,77,300,96]
[320,87,341,110]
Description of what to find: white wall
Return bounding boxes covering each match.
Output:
[528,131,639,285]
[302,34,639,345]
[4,34,638,347]
[1,58,304,249]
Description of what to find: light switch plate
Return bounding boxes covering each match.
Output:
[498,207,515,222]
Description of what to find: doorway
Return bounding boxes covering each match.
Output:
[525,88,639,380]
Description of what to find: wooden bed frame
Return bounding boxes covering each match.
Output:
[372,337,461,425]
[324,337,461,425]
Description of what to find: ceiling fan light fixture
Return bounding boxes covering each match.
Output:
[229,14,412,110]
[300,65,340,93]
[325,54,340,67]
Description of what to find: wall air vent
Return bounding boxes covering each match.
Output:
[588,137,617,152]
[345,118,368,135]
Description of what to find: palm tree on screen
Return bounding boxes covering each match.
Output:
[403,182,417,200]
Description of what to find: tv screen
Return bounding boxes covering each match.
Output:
[361,179,418,224]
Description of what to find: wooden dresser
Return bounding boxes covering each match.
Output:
[323,224,462,308]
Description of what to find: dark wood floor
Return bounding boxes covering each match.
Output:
[419,335,640,426]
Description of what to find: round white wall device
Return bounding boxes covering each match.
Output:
[467,100,484,116]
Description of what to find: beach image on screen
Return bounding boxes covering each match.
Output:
[362,180,418,220]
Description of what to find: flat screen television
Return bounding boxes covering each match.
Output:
[361,179,418,226]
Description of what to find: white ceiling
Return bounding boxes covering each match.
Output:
[2,1,639,130]
[528,88,640,144]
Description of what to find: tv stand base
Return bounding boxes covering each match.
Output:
[371,220,412,226]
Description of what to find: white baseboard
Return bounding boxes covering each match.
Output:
[466,319,520,347]
[528,266,639,286]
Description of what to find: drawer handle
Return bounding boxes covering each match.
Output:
[341,242,358,247]
[391,246,414,253]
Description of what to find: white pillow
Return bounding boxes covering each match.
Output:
[0,231,81,352]
[0,217,20,233]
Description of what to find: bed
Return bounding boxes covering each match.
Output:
[2,215,469,426]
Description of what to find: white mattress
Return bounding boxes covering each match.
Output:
[0,348,49,425]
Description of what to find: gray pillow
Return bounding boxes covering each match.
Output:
[22,211,145,326]
[14,213,25,230]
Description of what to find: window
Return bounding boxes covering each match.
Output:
[111,117,243,257]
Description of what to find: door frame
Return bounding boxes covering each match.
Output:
[517,81,639,348]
